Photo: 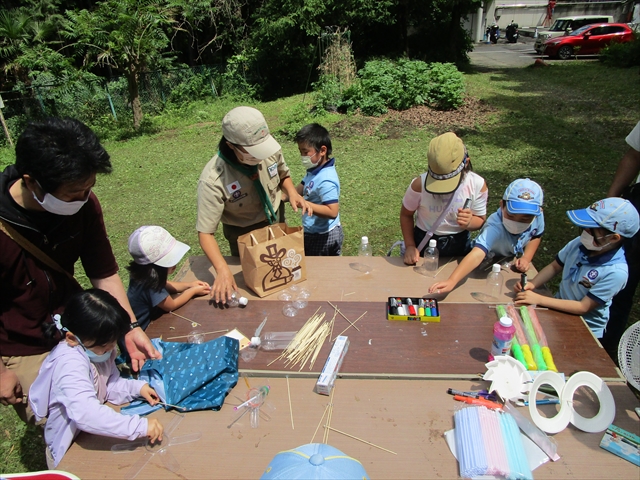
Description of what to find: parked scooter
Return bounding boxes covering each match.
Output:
[505,21,519,43]
[486,24,500,44]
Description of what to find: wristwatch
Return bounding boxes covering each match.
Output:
[130,321,141,330]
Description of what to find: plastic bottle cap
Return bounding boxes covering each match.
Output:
[361,236,369,244]
[492,264,501,273]
[499,316,513,327]
[251,336,261,346]
[428,239,437,247]
[239,297,248,306]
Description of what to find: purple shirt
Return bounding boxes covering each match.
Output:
[29,341,148,467]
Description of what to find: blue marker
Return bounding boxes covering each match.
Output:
[430,300,438,317]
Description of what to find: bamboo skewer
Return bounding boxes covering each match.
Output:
[286,376,294,430]
[323,426,397,455]
[327,301,361,331]
[166,329,229,340]
[169,311,201,327]
[333,312,367,341]
[434,256,456,278]
[311,403,331,443]
[323,386,336,444]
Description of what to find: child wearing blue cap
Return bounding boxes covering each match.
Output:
[430,178,544,294]
[515,197,640,338]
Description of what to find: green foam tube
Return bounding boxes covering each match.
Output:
[541,346,557,372]
[531,343,548,371]
[510,336,527,368]
[520,306,548,371]
[520,344,537,370]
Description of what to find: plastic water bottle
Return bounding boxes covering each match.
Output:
[486,264,504,298]
[359,236,372,256]
[422,239,439,275]
[255,331,297,350]
[226,291,248,308]
[489,316,516,361]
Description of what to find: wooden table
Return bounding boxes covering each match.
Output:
[147,300,620,380]
[57,256,638,478]
[59,377,640,479]
[174,255,541,304]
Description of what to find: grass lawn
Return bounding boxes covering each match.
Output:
[1,60,639,473]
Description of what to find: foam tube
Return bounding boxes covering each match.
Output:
[527,371,571,434]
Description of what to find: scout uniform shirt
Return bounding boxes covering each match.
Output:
[474,207,545,258]
[556,237,629,338]
[197,150,291,233]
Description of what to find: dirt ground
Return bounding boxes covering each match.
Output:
[331,97,497,139]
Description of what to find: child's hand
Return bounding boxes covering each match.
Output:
[140,384,159,406]
[513,257,531,272]
[514,281,535,293]
[514,290,542,306]
[429,279,456,294]
[403,246,420,265]
[456,208,472,229]
[146,419,164,444]
[289,193,313,217]
[190,281,211,296]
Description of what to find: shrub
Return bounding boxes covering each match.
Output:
[318,58,465,116]
[599,35,640,68]
[425,62,466,110]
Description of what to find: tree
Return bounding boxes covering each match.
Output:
[65,0,175,129]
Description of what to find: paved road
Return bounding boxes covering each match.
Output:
[468,37,599,68]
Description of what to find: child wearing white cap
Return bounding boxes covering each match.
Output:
[429,178,545,294]
[515,198,640,338]
[126,226,211,331]
[401,132,488,263]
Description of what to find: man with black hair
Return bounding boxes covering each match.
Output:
[0,117,160,422]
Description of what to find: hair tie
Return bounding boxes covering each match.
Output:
[53,314,67,333]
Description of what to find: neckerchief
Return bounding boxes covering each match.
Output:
[218,151,277,224]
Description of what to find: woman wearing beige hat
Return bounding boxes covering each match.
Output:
[197,106,311,303]
[400,132,488,265]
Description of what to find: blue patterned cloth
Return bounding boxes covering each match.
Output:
[122,337,239,416]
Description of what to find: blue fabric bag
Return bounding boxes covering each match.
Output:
[122,336,238,416]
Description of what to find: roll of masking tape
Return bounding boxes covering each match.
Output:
[528,371,616,434]
[528,371,571,434]
[563,371,615,433]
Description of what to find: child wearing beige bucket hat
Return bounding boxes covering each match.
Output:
[400,132,488,264]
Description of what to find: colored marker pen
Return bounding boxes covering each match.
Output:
[389,298,398,315]
[453,395,503,410]
[396,298,406,316]
[521,273,527,289]
[430,300,438,317]
[418,299,425,317]
[407,298,417,315]
[424,299,432,317]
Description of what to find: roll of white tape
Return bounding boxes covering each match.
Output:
[564,371,615,433]
[528,371,571,434]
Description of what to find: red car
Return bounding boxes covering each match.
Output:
[542,23,634,60]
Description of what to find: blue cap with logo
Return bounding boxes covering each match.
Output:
[260,443,369,479]
[502,178,543,215]
[567,197,640,238]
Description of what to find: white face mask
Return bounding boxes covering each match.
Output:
[32,190,88,216]
[234,148,262,166]
[580,230,610,251]
[503,217,532,235]
[301,152,320,170]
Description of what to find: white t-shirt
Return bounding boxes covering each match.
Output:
[402,171,487,235]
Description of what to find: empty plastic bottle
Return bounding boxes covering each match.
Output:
[253,331,297,350]
[486,264,504,298]
[422,239,439,275]
[226,291,248,308]
[359,236,372,256]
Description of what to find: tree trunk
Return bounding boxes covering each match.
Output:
[126,66,143,130]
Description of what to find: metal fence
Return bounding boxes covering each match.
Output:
[0,64,230,145]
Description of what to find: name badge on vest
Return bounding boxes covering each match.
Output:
[267,163,278,179]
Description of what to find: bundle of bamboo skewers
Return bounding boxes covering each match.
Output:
[267,307,336,371]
